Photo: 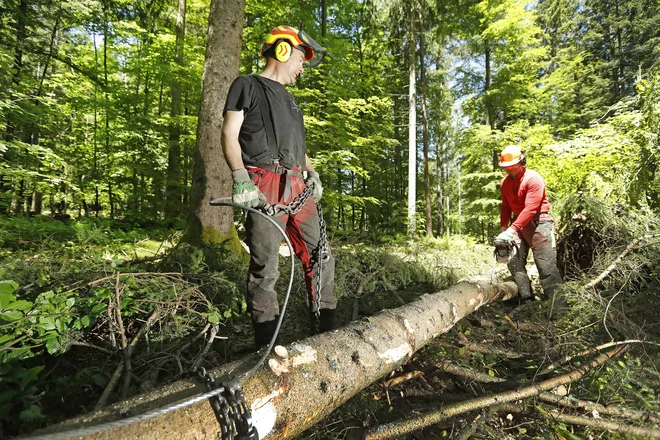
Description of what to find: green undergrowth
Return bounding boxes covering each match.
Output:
[0,216,492,437]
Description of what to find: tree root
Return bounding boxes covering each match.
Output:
[364,345,628,439]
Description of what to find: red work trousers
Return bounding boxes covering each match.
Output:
[245,168,337,324]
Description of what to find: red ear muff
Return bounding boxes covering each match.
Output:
[274,40,292,63]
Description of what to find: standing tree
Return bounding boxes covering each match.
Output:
[183,0,245,245]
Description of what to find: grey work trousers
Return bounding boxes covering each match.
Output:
[507,220,563,299]
[245,206,337,324]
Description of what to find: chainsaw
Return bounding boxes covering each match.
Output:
[493,239,519,264]
[490,239,519,284]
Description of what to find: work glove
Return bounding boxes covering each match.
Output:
[495,227,516,244]
[305,171,323,202]
[231,169,265,208]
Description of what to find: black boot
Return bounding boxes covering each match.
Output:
[319,308,336,333]
[253,317,278,349]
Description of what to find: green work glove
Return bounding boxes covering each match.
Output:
[305,171,323,202]
[495,227,516,244]
[231,169,265,208]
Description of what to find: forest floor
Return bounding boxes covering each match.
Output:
[1,216,660,439]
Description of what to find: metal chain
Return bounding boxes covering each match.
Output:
[269,183,313,216]
[198,368,259,440]
[310,201,329,329]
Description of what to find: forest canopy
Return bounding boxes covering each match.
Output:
[2,0,659,239]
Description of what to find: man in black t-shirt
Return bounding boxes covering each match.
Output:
[221,26,337,348]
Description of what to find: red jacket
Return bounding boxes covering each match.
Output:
[500,168,551,231]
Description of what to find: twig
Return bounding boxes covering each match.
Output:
[538,339,655,375]
[364,345,628,439]
[537,392,660,425]
[434,361,519,388]
[190,324,219,372]
[94,309,160,409]
[437,340,525,359]
[70,341,114,354]
[88,272,183,286]
[383,370,424,388]
[504,315,519,331]
[603,269,634,340]
[584,233,660,290]
[114,273,132,399]
[544,408,660,438]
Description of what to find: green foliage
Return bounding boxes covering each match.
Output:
[0,217,248,435]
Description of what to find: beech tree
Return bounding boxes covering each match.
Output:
[183,0,245,245]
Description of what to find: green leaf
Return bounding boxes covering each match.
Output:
[20,366,45,390]
[207,311,221,324]
[1,310,24,322]
[45,338,61,354]
[0,292,16,310]
[0,280,19,299]
[0,334,15,345]
[19,404,41,421]
[6,300,33,311]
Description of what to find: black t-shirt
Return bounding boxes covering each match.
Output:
[223,75,306,169]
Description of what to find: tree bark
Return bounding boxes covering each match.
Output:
[407,16,417,236]
[33,277,517,440]
[418,13,432,237]
[183,0,245,245]
[165,0,186,216]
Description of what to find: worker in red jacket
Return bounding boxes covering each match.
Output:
[495,145,563,303]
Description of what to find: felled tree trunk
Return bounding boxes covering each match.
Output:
[34,277,517,440]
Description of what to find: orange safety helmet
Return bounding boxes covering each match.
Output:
[498,145,526,167]
[260,25,326,68]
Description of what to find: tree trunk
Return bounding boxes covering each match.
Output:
[183,0,245,245]
[35,277,517,440]
[407,14,417,236]
[418,15,432,237]
[165,0,186,216]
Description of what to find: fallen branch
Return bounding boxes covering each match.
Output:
[94,309,161,410]
[502,403,660,439]
[190,324,220,372]
[546,410,660,438]
[363,345,628,439]
[537,391,660,425]
[434,361,519,388]
[437,340,525,359]
[538,339,654,375]
[414,361,660,426]
[584,233,660,290]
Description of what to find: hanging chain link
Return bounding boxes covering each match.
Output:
[310,202,330,330]
[197,368,259,440]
